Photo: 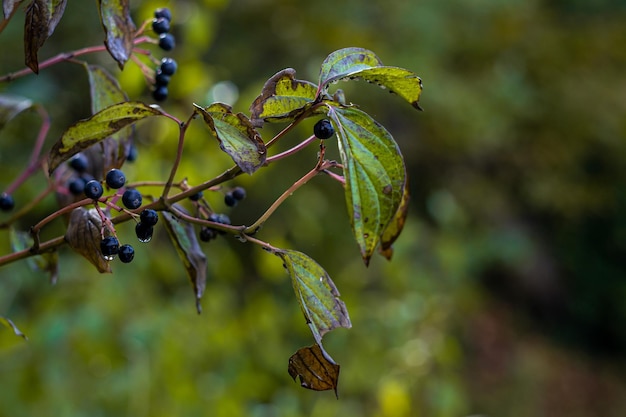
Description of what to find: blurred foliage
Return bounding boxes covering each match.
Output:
[2,0,626,416]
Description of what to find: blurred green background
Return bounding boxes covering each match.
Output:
[2,0,626,416]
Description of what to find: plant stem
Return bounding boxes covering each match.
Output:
[162,112,194,199]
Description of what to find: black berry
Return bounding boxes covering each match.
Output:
[126,144,138,162]
[224,193,237,207]
[155,70,170,87]
[68,153,88,172]
[153,86,168,102]
[118,244,135,263]
[209,212,231,235]
[313,119,335,139]
[100,236,120,258]
[68,178,85,195]
[199,226,217,242]
[189,191,203,201]
[158,33,175,51]
[160,58,177,75]
[122,189,142,210]
[135,222,154,242]
[105,168,126,189]
[139,209,159,226]
[0,193,15,211]
[231,186,246,201]
[154,7,172,21]
[152,17,170,34]
[84,180,103,200]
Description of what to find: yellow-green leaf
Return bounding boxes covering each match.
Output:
[48,101,163,174]
[194,102,266,174]
[97,0,135,69]
[378,178,410,260]
[162,206,207,314]
[249,68,317,126]
[328,105,406,265]
[318,47,382,89]
[276,249,351,345]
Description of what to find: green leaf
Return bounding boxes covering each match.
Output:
[23,0,67,73]
[64,208,112,273]
[162,206,208,314]
[194,103,267,174]
[378,178,410,261]
[0,316,28,340]
[0,94,33,131]
[318,47,383,90]
[10,228,59,284]
[288,343,340,397]
[48,101,163,174]
[318,48,423,110]
[249,68,318,127]
[276,249,351,345]
[327,105,406,265]
[97,0,136,69]
[83,63,133,171]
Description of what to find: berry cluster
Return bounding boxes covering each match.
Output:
[152,8,175,51]
[98,208,159,264]
[153,57,177,102]
[199,212,231,242]
[224,186,246,207]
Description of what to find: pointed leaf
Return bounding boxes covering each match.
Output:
[83,63,133,171]
[0,316,28,340]
[194,103,266,174]
[4,0,24,19]
[65,208,112,273]
[97,0,136,69]
[0,94,33,131]
[378,178,410,260]
[276,249,351,345]
[345,66,423,110]
[249,68,317,127]
[48,101,163,174]
[288,344,340,396]
[318,47,382,91]
[10,228,59,284]
[162,206,207,314]
[327,105,406,265]
[24,0,67,73]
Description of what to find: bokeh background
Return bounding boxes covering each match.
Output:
[2,0,626,416]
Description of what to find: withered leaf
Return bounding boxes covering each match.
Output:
[161,206,207,314]
[288,344,340,397]
[97,0,136,69]
[24,0,67,73]
[65,207,111,273]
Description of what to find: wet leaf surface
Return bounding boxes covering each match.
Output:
[327,105,406,265]
[276,249,351,345]
[97,0,135,69]
[249,68,317,126]
[65,208,111,273]
[194,103,266,174]
[288,344,340,396]
[162,206,207,314]
[48,101,163,174]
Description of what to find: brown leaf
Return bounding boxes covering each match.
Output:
[65,207,111,273]
[288,344,340,397]
[23,0,67,73]
[97,0,136,69]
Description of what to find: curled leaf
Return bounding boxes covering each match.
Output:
[249,68,317,127]
[24,0,67,73]
[48,101,163,174]
[0,316,28,340]
[0,94,33,131]
[276,249,351,345]
[318,47,383,90]
[162,206,207,314]
[194,103,266,174]
[65,208,111,273]
[97,0,136,69]
[328,105,406,265]
[288,344,340,396]
[378,178,410,260]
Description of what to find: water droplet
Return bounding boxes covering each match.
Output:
[103,255,116,261]
[137,236,152,243]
